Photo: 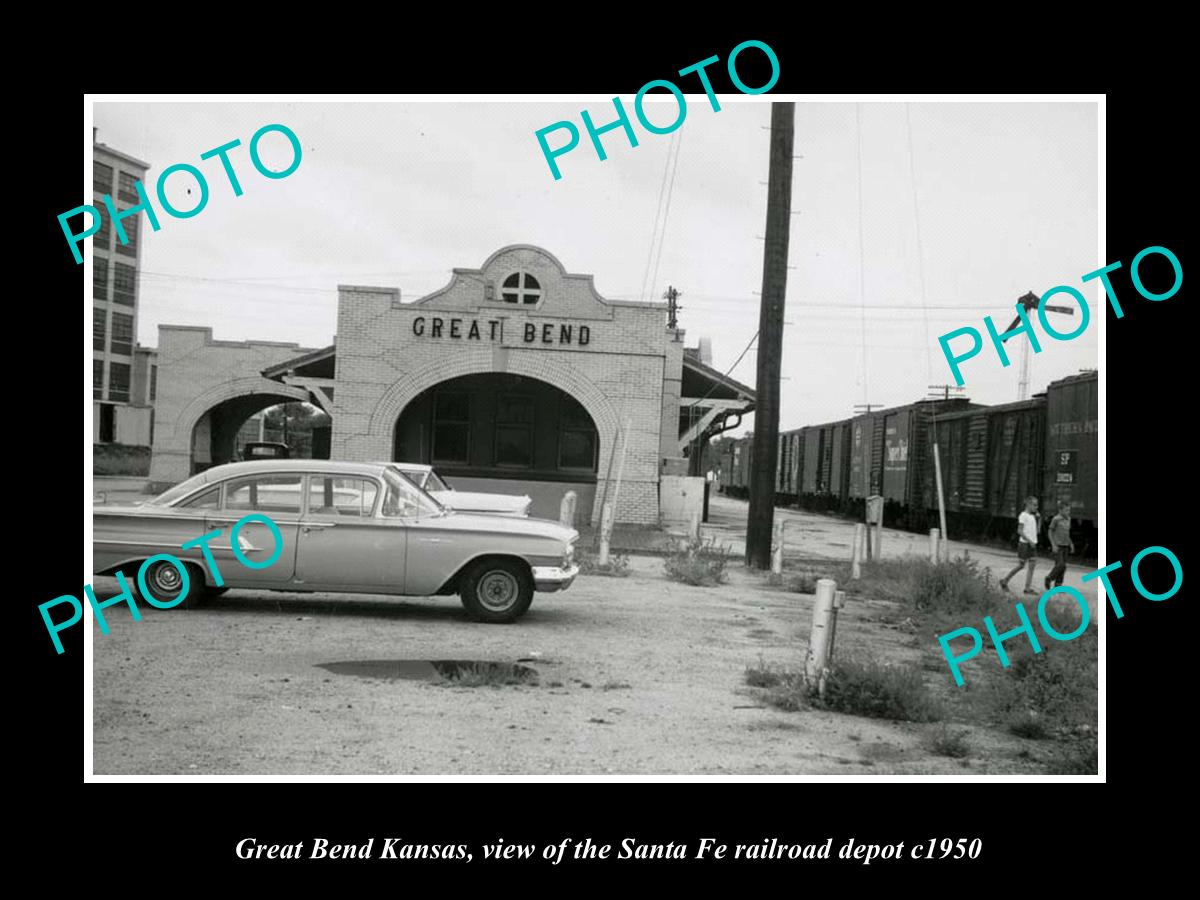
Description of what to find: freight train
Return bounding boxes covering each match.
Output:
[717,371,1097,553]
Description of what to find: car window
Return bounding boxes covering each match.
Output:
[306,476,379,518]
[148,472,211,506]
[224,474,303,515]
[381,470,443,518]
[179,486,221,509]
[427,471,450,492]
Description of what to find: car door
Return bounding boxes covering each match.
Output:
[203,472,302,585]
[294,474,407,591]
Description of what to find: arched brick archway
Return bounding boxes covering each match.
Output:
[176,377,312,439]
[363,353,622,525]
[150,376,311,485]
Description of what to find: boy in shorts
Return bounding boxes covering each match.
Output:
[1000,496,1040,595]
[1044,502,1075,589]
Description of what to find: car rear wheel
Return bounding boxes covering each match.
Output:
[138,559,208,611]
[459,558,533,623]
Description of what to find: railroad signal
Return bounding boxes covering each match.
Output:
[1001,291,1076,401]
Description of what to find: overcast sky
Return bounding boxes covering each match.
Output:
[95,99,1098,431]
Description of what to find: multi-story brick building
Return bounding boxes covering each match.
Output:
[147,245,754,525]
[93,137,154,446]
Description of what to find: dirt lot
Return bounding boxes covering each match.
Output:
[93,500,1088,775]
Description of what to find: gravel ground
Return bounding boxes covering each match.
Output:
[92,539,1057,776]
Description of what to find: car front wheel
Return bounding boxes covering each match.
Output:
[459,558,534,623]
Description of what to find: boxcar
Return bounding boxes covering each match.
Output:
[919,397,1045,539]
[1043,371,1098,550]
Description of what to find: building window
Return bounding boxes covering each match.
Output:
[94,162,114,194]
[94,257,108,300]
[113,263,136,306]
[494,395,534,467]
[108,362,131,402]
[94,359,104,400]
[93,308,106,351]
[500,272,542,305]
[110,312,134,357]
[150,364,157,402]
[559,395,598,470]
[431,392,470,464]
[114,213,139,257]
[96,210,111,251]
[118,171,140,203]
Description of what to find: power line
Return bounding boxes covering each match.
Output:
[904,102,935,387]
[648,131,684,304]
[855,102,870,409]
[640,132,676,303]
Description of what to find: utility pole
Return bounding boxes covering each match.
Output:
[746,102,795,569]
[663,285,682,330]
[925,385,963,559]
[853,403,880,414]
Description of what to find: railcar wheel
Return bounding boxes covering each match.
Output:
[459,558,534,623]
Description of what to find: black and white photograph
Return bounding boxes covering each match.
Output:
[76,94,1105,779]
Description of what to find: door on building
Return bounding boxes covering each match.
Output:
[99,403,115,443]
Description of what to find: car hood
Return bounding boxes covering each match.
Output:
[420,511,578,543]
[429,490,530,513]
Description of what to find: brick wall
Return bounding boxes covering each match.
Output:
[331,245,671,525]
[147,326,316,486]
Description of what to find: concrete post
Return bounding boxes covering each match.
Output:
[689,510,701,541]
[851,523,864,580]
[828,589,846,666]
[598,502,614,566]
[770,520,785,575]
[929,528,940,563]
[805,578,838,686]
[559,490,578,528]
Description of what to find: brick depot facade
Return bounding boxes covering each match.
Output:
[148,245,753,526]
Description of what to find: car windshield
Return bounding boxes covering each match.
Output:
[382,469,445,518]
[145,471,212,506]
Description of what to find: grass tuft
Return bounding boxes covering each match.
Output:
[818,657,942,722]
[926,724,971,758]
[578,549,632,578]
[664,535,731,586]
[745,655,940,723]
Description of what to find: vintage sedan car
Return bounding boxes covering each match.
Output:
[92,459,579,623]
[381,462,532,517]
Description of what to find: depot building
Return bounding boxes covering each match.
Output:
[147,245,755,525]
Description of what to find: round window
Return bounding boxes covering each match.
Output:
[501,272,543,305]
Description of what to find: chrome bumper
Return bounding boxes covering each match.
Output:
[532,563,580,592]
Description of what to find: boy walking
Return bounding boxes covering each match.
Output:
[1000,496,1040,595]
[1044,502,1075,589]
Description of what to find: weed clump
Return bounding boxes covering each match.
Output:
[578,549,631,577]
[927,724,971,758]
[788,572,821,594]
[818,657,942,722]
[744,656,941,723]
[664,535,730,586]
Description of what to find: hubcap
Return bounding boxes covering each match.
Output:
[478,570,519,611]
[153,564,182,594]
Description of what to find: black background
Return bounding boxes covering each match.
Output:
[22,20,1187,886]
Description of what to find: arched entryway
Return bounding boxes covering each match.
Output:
[393,373,599,520]
[190,393,331,474]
